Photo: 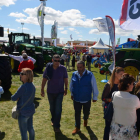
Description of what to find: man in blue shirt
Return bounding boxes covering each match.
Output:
[70,60,99,134]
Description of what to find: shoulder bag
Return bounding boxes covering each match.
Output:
[12,86,34,120]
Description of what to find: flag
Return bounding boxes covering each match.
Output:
[117,38,120,46]
[70,34,73,40]
[37,2,44,27]
[106,15,116,69]
[51,21,58,39]
[7,28,9,34]
[119,0,140,30]
[93,18,108,32]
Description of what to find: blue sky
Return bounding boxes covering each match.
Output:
[0,0,139,45]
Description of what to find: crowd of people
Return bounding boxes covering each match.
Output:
[1,50,140,140]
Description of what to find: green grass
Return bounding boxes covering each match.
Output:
[0,64,109,140]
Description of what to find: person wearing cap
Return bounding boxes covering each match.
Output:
[5,50,36,64]
[18,53,34,72]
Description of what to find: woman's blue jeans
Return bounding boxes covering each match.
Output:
[18,114,35,140]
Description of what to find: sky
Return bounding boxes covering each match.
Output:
[0,0,139,45]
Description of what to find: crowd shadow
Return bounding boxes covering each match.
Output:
[34,97,41,109]
[77,131,88,140]
[0,132,5,140]
[1,90,12,101]
[55,131,73,140]
[86,126,98,140]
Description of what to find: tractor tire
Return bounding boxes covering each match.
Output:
[94,64,98,68]
[36,54,44,71]
[0,56,12,91]
[123,62,140,80]
[10,58,20,72]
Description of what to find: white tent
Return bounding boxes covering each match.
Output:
[64,45,73,49]
[91,38,109,49]
[91,38,109,54]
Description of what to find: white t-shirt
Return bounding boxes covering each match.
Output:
[112,91,140,126]
[9,54,36,64]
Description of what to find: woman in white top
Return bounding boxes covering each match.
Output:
[109,73,140,140]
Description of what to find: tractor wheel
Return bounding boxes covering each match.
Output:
[11,58,20,72]
[122,61,140,80]
[36,54,44,71]
[0,56,12,91]
[100,70,105,75]
[123,66,139,80]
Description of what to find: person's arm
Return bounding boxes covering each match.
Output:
[8,54,21,62]
[27,56,36,64]
[41,78,47,97]
[91,74,99,102]
[64,78,68,96]
[101,83,111,102]
[11,85,25,101]
[69,78,74,100]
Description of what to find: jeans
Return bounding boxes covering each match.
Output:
[47,92,64,128]
[18,114,35,140]
[73,100,91,129]
[103,103,111,140]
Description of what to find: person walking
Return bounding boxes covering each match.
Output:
[109,73,140,140]
[41,54,68,132]
[86,54,92,71]
[60,53,66,66]
[5,50,36,64]
[66,53,70,70]
[70,60,99,134]
[11,68,35,140]
[18,53,34,72]
[102,67,124,140]
[71,54,75,70]
[76,53,80,61]
[82,53,86,63]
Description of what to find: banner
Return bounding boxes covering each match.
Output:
[37,2,44,27]
[51,21,58,39]
[119,0,140,30]
[70,34,73,40]
[93,18,108,32]
[106,15,116,69]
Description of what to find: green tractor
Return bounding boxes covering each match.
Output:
[29,38,54,63]
[100,48,140,79]
[0,54,12,91]
[6,32,44,72]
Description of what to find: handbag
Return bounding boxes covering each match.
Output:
[12,87,34,120]
[103,92,116,121]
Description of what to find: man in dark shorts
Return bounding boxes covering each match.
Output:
[41,54,68,132]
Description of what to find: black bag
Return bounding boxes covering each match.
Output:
[104,92,116,121]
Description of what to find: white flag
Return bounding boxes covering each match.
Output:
[37,2,44,27]
[93,18,108,32]
[119,0,140,30]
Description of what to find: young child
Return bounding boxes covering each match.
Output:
[0,80,4,98]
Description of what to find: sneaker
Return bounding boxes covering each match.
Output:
[54,127,61,133]
[84,120,88,127]
[72,127,80,135]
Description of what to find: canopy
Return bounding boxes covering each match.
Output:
[91,38,109,49]
[63,45,73,49]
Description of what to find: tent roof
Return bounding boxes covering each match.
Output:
[91,38,109,49]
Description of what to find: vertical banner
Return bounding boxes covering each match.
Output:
[106,15,116,69]
[51,21,58,47]
[119,0,140,30]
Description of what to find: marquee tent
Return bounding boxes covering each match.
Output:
[90,38,109,54]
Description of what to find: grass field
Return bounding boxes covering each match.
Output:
[0,64,109,140]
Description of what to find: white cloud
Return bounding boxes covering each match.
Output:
[75,31,80,34]
[68,28,75,31]
[61,30,67,34]
[78,38,82,40]
[4,28,17,32]
[58,27,64,30]
[9,12,26,18]
[14,7,95,28]
[78,35,82,37]
[0,0,17,9]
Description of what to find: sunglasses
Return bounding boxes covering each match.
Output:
[54,60,60,62]
[20,72,26,76]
